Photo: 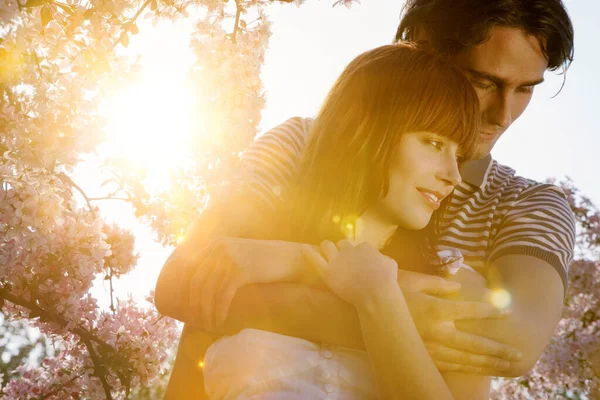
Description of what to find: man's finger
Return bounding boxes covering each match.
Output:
[425,342,511,371]
[436,298,510,320]
[215,279,240,329]
[175,245,213,309]
[418,275,462,296]
[434,360,484,374]
[431,325,523,361]
[200,253,228,330]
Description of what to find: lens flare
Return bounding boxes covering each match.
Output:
[490,289,511,309]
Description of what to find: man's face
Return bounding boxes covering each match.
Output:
[453,26,549,159]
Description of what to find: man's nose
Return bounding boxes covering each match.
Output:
[487,90,513,129]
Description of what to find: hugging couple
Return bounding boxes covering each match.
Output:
[156,0,576,399]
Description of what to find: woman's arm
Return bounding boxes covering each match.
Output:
[356,285,455,399]
[304,241,493,400]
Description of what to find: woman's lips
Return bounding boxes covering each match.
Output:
[417,189,442,210]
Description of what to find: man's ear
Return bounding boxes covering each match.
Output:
[412,25,434,51]
[413,25,431,42]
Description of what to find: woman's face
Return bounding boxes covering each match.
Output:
[370,131,463,230]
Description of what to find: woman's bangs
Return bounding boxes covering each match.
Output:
[410,75,479,160]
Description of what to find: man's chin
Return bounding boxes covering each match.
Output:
[472,148,493,160]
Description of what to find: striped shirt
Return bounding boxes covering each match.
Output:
[239,117,576,292]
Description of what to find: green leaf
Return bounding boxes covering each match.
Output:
[41,6,53,27]
[150,0,158,11]
[129,22,139,35]
[23,0,46,8]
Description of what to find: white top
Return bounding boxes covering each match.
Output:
[203,328,377,400]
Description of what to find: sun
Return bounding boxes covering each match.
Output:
[99,19,197,194]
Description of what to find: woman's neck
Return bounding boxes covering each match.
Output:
[354,209,399,250]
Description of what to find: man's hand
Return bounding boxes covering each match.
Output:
[403,268,523,374]
[183,237,308,331]
[185,237,253,331]
[303,241,523,374]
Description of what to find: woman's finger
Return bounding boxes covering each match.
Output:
[319,240,338,261]
[302,244,329,271]
[336,239,354,251]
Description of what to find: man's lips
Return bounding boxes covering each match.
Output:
[479,132,500,142]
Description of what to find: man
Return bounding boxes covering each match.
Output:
[156,0,576,398]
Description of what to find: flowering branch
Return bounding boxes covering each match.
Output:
[36,374,83,400]
[0,288,118,356]
[81,336,113,400]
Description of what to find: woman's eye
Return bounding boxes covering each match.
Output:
[428,140,443,150]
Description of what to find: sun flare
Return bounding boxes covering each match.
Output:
[99,20,197,194]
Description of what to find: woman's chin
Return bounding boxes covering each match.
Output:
[400,216,431,231]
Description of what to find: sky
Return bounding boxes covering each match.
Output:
[82,0,600,304]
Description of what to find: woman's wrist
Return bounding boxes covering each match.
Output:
[355,282,406,317]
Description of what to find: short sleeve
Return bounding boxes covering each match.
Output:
[236,117,311,211]
[487,184,576,293]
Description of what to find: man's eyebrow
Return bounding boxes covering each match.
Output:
[464,68,545,87]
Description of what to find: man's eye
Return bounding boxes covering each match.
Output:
[473,81,494,90]
[517,86,534,94]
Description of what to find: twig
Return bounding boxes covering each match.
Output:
[88,196,130,202]
[231,0,242,44]
[58,172,95,215]
[109,267,115,312]
[36,374,83,400]
[130,0,154,25]
[81,336,113,400]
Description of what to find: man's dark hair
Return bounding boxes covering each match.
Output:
[396,0,574,72]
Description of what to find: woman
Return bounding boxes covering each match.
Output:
[201,43,490,399]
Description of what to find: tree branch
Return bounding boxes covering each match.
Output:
[231,0,242,44]
[0,288,117,356]
[81,336,113,400]
[88,196,130,202]
[58,172,95,215]
[130,0,154,25]
[36,374,83,400]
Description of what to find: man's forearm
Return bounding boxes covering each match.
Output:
[213,282,365,349]
[455,255,564,377]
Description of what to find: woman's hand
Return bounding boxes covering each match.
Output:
[302,239,400,307]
